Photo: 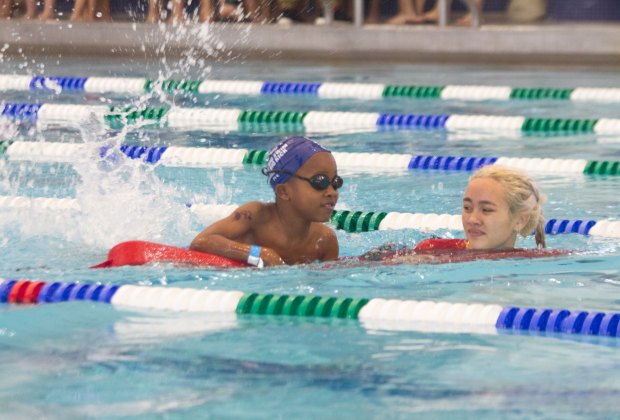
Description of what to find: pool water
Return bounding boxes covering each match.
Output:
[1,52,620,418]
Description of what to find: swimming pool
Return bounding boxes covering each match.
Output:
[1,54,620,417]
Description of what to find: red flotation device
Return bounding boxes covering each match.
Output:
[414,238,468,251]
[92,238,569,269]
[91,240,248,269]
[382,238,569,264]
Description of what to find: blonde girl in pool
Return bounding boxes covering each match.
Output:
[362,165,550,264]
[462,165,546,250]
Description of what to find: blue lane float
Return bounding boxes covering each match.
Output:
[1,103,42,122]
[29,76,88,92]
[0,193,610,238]
[2,278,620,339]
[496,306,620,336]
[2,100,619,137]
[118,145,168,164]
[109,143,503,174]
[546,219,597,235]
[260,82,322,95]
[407,155,498,171]
[376,113,450,128]
[0,279,17,302]
[8,74,620,105]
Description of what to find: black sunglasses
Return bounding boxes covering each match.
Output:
[263,168,343,191]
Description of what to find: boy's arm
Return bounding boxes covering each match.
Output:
[190,202,285,266]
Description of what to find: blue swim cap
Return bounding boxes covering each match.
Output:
[265,136,331,189]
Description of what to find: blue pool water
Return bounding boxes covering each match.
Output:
[1,53,620,417]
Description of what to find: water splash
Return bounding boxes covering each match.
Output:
[0,128,208,251]
[0,116,19,143]
[145,19,243,87]
[0,16,252,252]
[67,123,196,249]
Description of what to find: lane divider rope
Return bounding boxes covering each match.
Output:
[2,102,619,134]
[2,74,620,103]
[1,195,618,238]
[1,278,619,338]
[3,140,620,175]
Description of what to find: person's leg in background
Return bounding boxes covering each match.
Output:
[147,0,163,22]
[37,0,57,19]
[365,0,380,23]
[423,0,485,25]
[170,0,186,23]
[454,0,483,25]
[94,0,111,20]
[22,0,38,18]
[199,0,216,21]
[0,0,12,19]
[386,0,424,24]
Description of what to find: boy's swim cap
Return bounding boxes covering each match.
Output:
[265,136,331,188]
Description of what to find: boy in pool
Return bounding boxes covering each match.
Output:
[190,136,341,267]
[362,165,557,264]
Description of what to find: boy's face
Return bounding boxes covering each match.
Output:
[283,152,340,223]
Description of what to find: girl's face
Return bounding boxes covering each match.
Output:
[462,177,527,250]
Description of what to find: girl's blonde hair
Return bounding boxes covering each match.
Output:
[470,165,547,248]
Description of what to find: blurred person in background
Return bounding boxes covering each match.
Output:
[422,0,485,25]
[71,0,111,21]
[220,0,274,22]
[147,0,186,22]
[0,0,48,19]
[386,0,425,24]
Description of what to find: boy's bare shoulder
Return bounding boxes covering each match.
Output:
[312,222,338,245]
[314,221,336,235]
[232,201,275,223]
[312,223,338,260]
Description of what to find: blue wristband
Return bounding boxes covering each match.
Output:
[247,245,263,267]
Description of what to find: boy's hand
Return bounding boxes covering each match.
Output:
[260,247,286,266]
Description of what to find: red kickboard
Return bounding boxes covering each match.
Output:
[91,240,570,270]
[91,240,248,269]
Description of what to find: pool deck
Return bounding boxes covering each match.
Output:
[1,18,619,66]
